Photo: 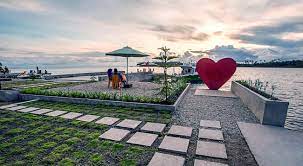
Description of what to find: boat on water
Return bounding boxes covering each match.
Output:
[137,61,197,76]
[17,71,52,79]
[180,62,197,76]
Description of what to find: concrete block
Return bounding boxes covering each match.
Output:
[95,117,120,125]
[0,104,17,109]
[127,132,158,146]
[148,152,185,166]
[194,159,228,166]
[194,89,237,98]
[45,110,67,117]
[159,136,189,154]
[76,115,100,122]
[17,107,40,113]
[7,106,27,111]
[196,141,227,159]
[99,128,130,141]
[141,122,166,133]
[200,120,221,129]
[30,109,53,115]
[60,112,83,119]
[198,129,224,141]
[167,125,192,137]
[238,122,303,166]
[116,119,142,129]
[231,81,289,127]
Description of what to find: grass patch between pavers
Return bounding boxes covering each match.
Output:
[0,105,161,165]
[22,101,172,124]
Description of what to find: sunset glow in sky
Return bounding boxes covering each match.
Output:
[1,0,303,66]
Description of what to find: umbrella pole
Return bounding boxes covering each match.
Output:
[126,57,129,84]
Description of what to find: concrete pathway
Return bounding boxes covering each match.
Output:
[174,85,260,166]
[238,122,303,166]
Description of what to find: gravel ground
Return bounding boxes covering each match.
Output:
[51,81,162,98]
[173,84,259,166]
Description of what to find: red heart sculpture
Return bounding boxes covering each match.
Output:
[196,58,236,90]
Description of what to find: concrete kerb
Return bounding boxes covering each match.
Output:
[173,83,191,110]
[0,90,20,102]
[19,84,191,112]
[20,94,175,111]
[17,83,190,112]
[231,81,289,127]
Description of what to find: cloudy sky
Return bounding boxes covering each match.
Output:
[1,0,303,67]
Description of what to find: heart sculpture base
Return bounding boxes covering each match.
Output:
[196,58,237,90]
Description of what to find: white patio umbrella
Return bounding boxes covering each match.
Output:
[105,46,149,83]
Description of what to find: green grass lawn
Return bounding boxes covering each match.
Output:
[0,101,171,165]
[1,79,47,89]
[2,80,89,90]
[0,110,158,165]
[22,101,172,124]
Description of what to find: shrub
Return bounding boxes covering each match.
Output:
[21,88,165,104]
[236,79,278,100]
[180,75,202,84]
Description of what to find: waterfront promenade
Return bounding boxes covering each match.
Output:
[1,81,302,165]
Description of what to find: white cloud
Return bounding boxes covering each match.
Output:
[0,0,47,12]
[1,0,303,68]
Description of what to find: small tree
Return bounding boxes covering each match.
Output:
[154,46,178,102]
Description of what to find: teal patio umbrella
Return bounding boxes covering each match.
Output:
[106,46,149,83]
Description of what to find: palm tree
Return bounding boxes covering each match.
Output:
[153,46,178,102]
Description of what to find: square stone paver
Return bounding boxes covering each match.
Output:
[76,115,100,122]
[45,110,67,117]
[200,120,221,129]
[148,152,185,166]
[141,122,166,133]
[194,159,228,166]
[167,125,192,137]
[7,106,27,111]
[95,117,120,125]
[17,107,40,113]
[196,141,227,159]
[159,136,189,154]
[127,132,158,146]
[199,129,224,141]
[0,104,17,109]
[99,128,130,141]
[60,112,83,119]
[31,109,53,115]
[116,119,142,129]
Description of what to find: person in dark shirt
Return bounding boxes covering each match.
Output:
[107,68,113,88]
[4,66,9,74]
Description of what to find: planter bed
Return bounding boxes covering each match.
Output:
[19,83,191,112]
[0,90,20,102]
[231,81,288,127]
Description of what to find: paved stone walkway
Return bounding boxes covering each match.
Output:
[1,102,231,166]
